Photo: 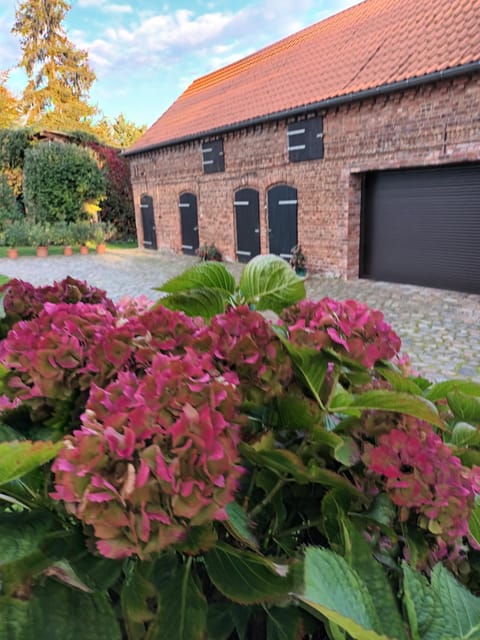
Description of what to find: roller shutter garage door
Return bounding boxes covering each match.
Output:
[361,165,480,293]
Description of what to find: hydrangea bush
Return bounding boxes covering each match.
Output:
[0,258,480,640]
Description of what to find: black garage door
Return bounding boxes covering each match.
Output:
[361,165,480,293]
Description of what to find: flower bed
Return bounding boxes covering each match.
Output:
[0,256,479,639]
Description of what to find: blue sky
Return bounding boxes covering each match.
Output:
[0,0,362,127]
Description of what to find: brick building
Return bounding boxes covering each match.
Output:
[125,0,480,293]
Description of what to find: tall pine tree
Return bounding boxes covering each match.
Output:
[12,0,96,131]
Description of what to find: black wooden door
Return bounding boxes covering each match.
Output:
[179,193,199,255]
[235,188,261,263]
[361,164,480,293]
[267,185,298,259]
[140,195,157,250]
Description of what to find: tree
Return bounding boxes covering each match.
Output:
[12,0,96,130]
[0,72,20,129]
[93,113,147,148]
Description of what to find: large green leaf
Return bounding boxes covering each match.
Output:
[156,261,235,295]
[376,366,424,395]
[158,288,229,319]
[207,603,252,640]
[0,440,62,486]
[296,547,395,640]
[425,379,480,402]
[0,579,121,640]
[332,390,442,428]
[342,521,407,640]
[451,422,480,447]
[224,502,259,550]
[266,606,302,640]
[447,392,480,425]
[0,510,55,566]
[402,562,480,640]
[239,443,309,483]
[205,543,292,605]
[276,338,328,407]
[239,254,305,314]
[148,563,207,640]
[469,498,480,547]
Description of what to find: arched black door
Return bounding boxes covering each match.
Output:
[179,193,199,255]
[140,194,157,250]
[234,188,260,263]
[267,185,298,259]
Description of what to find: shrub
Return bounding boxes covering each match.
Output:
[0,258,480,639]
[86,141,136,240]
[3,218,31,247]
[0,174,22,229]
[23,141,105,224]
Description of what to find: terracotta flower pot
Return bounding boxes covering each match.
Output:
[7,248,18,259]
[95,243,106,255]
[63,246,73,256]
[79,245,89,255]
[36,246,48,258]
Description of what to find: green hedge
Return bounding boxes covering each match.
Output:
[23,142,105,224]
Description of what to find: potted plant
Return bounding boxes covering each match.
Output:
[31,223,52,257]
[91,222,106,254]
[52,222,73,256]
[3,220,30,259]
[196,243,222,261]
[73,221,91,255]
[290,244,307,276]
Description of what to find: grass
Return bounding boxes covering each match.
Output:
[0,241,137,259]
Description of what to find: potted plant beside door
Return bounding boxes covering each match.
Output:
[290,244,307,276]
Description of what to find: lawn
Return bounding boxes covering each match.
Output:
[0,241,137,258]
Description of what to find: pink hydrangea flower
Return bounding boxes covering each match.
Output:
[280,298,401,368]
[364,418,480,544]
[198,306,293,402]
[51,351,244,559]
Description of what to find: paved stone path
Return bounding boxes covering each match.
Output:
[0,248,479,381]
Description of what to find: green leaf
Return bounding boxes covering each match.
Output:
[333,390,442,428]
[451,422,480,447]
[207,603,252,640]
[425,379,480,402]
[403,562,480,640]
[239,444,309,483]
[0,424,24,442]
[376,366,424,394]
[296,547,395,640]
[447,392,480,425]
[157,261,235,295]
[0,579,122,640]
[121,564,156,624]
[266,606,302,640]
[158,288,229,319]
[469,498,480,547]
[224,502,259,550]
[333,437,360,467]
[0,510,55,566]
[148,563,207,640]
[341,521,407,640]
[239,254,306,314]
[205,543,292,605]
[0,440,62,486]
[277,340,328,407]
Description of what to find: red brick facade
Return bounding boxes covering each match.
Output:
[128,73,480,278]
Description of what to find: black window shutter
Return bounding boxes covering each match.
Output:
[202,139,224,173]
[288,117,323,162]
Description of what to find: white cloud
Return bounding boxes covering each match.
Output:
[105,4,133,14]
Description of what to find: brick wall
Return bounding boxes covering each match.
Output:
[128,73,480,278]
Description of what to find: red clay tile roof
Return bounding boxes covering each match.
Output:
[127,0,480,154]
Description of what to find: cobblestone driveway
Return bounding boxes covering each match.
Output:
[0,248,478,381]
